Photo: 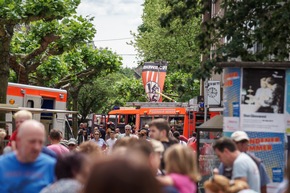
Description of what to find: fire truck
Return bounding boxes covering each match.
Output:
[0,82,77,139]
[108,102,222,138]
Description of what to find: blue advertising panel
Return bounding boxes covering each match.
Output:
[223,68,241,117]
[224,131,285,184]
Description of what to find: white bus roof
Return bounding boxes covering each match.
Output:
[0,104,77,114]
[8,82,67,94]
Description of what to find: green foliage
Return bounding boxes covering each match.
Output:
[164,71,200,102]
[76,68,147,116]
[0,0,80,21]
[161,0,290,79]
[130,0,202,101]
[132,0,201,74]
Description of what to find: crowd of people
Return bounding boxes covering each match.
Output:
[0,109,289,193]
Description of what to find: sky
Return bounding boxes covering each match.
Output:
[77,0,144,68]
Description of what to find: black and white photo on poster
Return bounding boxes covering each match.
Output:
[242,68,285,114]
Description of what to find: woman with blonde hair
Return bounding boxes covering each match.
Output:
[157,144,201,193]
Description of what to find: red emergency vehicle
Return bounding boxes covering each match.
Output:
[108,102,221,138]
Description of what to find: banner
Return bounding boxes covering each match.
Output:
[142,62,168,102]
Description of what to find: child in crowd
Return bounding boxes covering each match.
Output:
[157,144,201,193]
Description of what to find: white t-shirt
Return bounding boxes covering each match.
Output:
[232,153,261,193]
[106,138,117,149]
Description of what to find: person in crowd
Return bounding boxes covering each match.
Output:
[187,132,197,152]
[67,138,78,152]
[204,174,257,193]
[47,129,69,156]
[173,131,187,146]
[112,137,134,155]
[157,144,201,193]
[229,131,270,193]
[0,120,56,192]
[4,124,10,140]
[83,157,163,193]
[91,130,107,150]
[106,130,117,153]
[149,118,178,172]
[105,128,112,141]
[213,137,260,193]
[40,152,90,193]
[187,132,197,144]
[275,156,290,193]
[111,137,179,193]
[139,129,149,140]
[78,141,102,159]
[98,124,106,140]
[7,110,32,151]
[83,122,90,140]
[60,139,69,148]
[118,124,138,139]
[0,128,7,155]
[77,123,85,145]
[170,125,177,133]
[179,135,188,143]
[115,127,121,138]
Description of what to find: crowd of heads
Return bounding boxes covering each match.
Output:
[1,111,273,193]
[0,114,204,193]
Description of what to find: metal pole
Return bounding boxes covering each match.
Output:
[204,78,208,122]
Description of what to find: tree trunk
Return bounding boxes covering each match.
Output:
[17,67,29,84]
[0,25,13,128]
[70,86,81,138]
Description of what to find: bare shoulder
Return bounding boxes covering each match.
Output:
[156,175,174,186]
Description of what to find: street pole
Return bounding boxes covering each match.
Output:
[204,78,208,122]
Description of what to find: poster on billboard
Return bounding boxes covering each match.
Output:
[240,68,285,132]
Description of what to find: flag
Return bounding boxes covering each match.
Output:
[142,62,168,102]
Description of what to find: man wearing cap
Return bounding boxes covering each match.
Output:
[230,131,270,193]
[67,138,78,152]
[213,137,260,193]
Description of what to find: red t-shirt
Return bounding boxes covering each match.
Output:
[7,130,18,146]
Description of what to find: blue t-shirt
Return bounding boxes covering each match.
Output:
[0,152,56,193]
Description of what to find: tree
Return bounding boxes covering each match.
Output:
[0,0,87,124]
[132,0,201,74]
[130,0,202,101]
[54,45,122,136]
[10,16,96,85]
[76,67,147,123]
[160,0,290,78]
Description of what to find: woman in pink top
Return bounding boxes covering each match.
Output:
[157,144,201,193]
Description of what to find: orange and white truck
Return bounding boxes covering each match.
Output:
[108,102,222,138]
[1,82,76,138]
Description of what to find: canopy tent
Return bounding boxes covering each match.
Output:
[197,114,223,130]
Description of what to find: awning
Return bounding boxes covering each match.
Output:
[197,114,223,130]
